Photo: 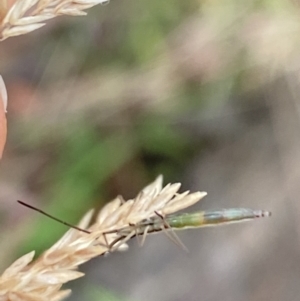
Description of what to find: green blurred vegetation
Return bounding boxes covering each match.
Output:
[13,0,299,264]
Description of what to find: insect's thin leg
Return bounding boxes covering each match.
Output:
[106,236,122,251]
[140,225,150,246]
[17,200,91,234]
[101,228,122,250]
[109,230,135,252]
[154,211,188,252]
[165,227,189,252]
[129,222,142,246]
[93,238,111,249]
[154,211,163,219]
[102,232,110,249]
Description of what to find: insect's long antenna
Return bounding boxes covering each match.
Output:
[17,200,91,234]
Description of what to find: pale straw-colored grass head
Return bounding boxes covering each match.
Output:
[0,176,206,301]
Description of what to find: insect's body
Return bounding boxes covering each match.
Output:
[166,208,271,228]
[17,200,271,250]
[116,208,271,236]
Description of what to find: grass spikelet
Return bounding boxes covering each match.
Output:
[0,176,206,300]
[0,0,110,40]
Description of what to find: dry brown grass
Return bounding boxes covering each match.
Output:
[0,176,206,301]
[0,0,109,40]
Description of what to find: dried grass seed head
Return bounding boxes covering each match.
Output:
[0,0,110,40]
[0,176,207,301]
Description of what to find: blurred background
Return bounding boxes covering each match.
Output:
[1,0,300,300]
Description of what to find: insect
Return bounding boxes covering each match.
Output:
[105,208,271,250]
[118,208,271,234]
[17,200,271,251]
